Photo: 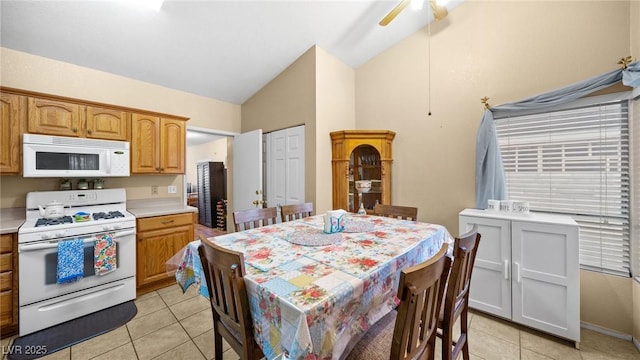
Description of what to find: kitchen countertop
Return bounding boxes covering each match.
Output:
[0,207,25,234]
[127,198,197,218]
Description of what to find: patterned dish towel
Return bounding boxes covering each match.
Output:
[57,239,84,284]
[94,233,117,275]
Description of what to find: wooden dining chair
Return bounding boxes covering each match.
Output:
[280,202,314,222]
[373,203,418,221]
[232,207,278,232]
[344,244,452,360]
[197,237,265,360]
[437,224,481,360]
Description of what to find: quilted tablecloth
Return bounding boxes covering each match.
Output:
[174,213,452,360]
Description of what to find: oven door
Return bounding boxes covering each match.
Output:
[18,229,136,306]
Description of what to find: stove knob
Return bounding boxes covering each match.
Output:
[55,230,67,238]
[113,224,122,230]
[41,232,53,240]
[103,225,114,231]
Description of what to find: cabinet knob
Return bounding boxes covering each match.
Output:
[72,128,78,133]
[87,129,92,134]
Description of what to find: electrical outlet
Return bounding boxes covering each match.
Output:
[168,185,177,194]
[151,185,158,195]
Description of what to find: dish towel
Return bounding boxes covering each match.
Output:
[94,233,117,275]
[57,239,84,284]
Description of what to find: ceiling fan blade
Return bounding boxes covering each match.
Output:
[430,0,448,20]
[379,0,412,26]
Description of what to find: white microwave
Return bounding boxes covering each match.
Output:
[23,134,130,177]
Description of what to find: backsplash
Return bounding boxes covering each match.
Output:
[0,175,183,208]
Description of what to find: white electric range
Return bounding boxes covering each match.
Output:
[17,188,137,336]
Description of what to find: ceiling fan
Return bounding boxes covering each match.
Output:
[379,0,448,26]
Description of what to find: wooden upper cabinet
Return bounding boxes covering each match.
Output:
[85,106,130,141]
[131,114,186,174]
[160,118,186,174]
[0,93,26,174]
[131,113,161,173]
[28,97,82,137]
[330,130,395,213]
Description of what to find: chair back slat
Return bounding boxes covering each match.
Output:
[280,202,314,222]
[391,244,451,360]
[373,204,418,221]
[439,224,481,360]
[198,237,265,360]
[233,207,278,231]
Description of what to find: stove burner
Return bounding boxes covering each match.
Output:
[92,211,125,220]
[35,216,73,227]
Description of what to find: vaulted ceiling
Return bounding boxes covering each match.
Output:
[1,0,461,105]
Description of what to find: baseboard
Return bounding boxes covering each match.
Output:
[634,336,640,352]
[580,321,632,341]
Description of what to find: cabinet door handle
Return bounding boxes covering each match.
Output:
[504,259,509,280]
[515,262,521,283]
[161,220,175,225]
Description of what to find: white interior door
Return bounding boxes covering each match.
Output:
[267,126,305,207]
[284,125,305,204]
[233,129,263,212]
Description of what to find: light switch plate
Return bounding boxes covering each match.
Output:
[168,185,177,194]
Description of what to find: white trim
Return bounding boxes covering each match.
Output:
[186,125,238,137]
[634,336,640,352]
[580,321,632,341]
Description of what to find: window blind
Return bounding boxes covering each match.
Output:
[631,95,640,280]
[495,99,630,276]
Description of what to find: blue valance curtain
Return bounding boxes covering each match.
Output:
[475,61,640,209]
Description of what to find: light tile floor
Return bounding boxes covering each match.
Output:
[2,283,638,360]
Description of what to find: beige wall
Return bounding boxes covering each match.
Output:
[241,46,355,214]
[0,47,241,207]
[185,138,228,186]
[315,47,356,213]
[242,46,318,207]
[634,280,639,344]
[355,0,635,336]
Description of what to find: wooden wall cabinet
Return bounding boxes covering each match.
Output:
[27,97,83,137]
[0,233,18,339]
[85,106,130,141]
[0,93,26,174]
[131,114,186,174]
[136,212,195,295]
[459,209,580,344]
[330,130,395,213]
[27,98,130,141]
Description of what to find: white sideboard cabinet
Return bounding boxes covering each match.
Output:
[459,208,580,344]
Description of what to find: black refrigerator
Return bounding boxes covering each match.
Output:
[197,161,227,229]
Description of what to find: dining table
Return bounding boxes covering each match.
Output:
[171,213,452,360]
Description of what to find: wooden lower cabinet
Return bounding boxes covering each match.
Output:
[136,212,195,295]
[0,233,18,339]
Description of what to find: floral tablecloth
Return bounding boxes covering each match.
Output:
[173,214,452,360]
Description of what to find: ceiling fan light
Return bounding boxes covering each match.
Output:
[410,0,425,11]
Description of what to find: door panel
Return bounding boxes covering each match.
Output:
[233,129,263,213]
[285,126,305,204]
[460,216,512,319]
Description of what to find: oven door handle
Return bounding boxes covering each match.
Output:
[19,229,136,252]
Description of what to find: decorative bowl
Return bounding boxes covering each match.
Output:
[355,180,372,193]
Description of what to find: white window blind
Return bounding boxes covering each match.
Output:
[631,95,640,281]
[495,97,630,276]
